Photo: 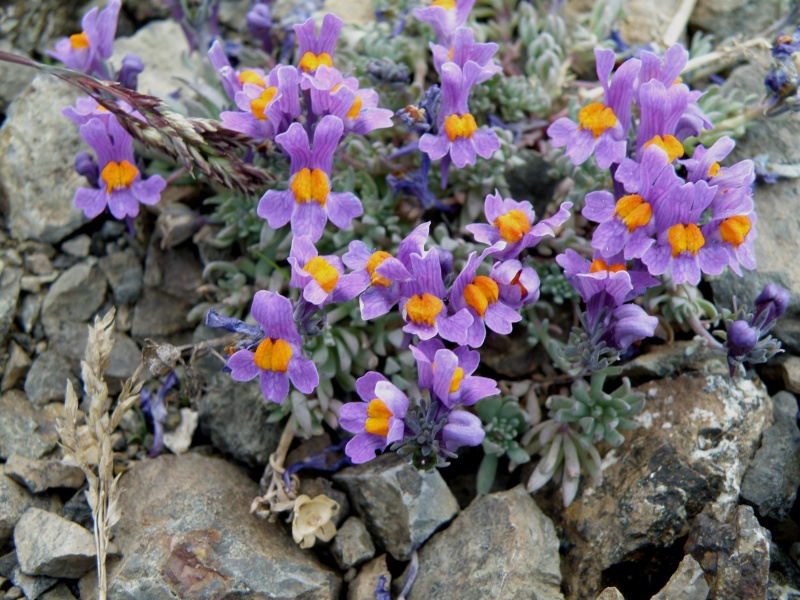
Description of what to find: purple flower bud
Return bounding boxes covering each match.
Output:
[246,2,273,52]
[728,320,759,358]
[753,283,791,328]
[118,53,144,90]
[74,152,99,188]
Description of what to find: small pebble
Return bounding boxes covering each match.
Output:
[61,235,91,258]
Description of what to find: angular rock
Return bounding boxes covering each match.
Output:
[40,260,107,329]
[595,589,625,600]
[782,357,800,395]
[143,240,203,303]
[407,486,562,600]
[60,235,91,259]
[710,64,800,353]
[9,567,58,600]
[691,0,783,40]
[621,341,718,381]
[0,41,34,113]
[197,373,283,467]
[0,391,59,460]
[131,288,194,340]
[98,250,143,305]
[84,453,340,599]
[651,555,709,600]
[40,583,77,600]
[0,267,22,348]
[0,75,86,243]
[4,454,84,493]
[1,341,31,392]
[14,508,96,579]
[0,468,62,546]
[686,505,770,599]
[557,369,771,599]
[23,351,77,406]
[330,517,375,571]
[347,555,390,600]
[333,453,459,561]
[741,391,800,521]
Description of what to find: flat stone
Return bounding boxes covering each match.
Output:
[131,288,194,340]
[14,507,96,579]
[0,268,22,348]
[197,373,284,467]
[111,20,194,100]
[142,239,203,303]
[98,250,143,305]
[4,454,84,493]
[407,486,562,600]
[0,75,86,243]
[686,505,770,599]
[9,567,58,600]
[595,589,625,600]
[347,555,390,600]
[24,351,78,406]
[1,341,31,392]
[651,555,709,600]
[0,468,62,546]
[333,453,460,561]
[621,341,718,381]
[0,391,59,460]
[782,357,800,395]
[39,583,77,600]
[690,0,783,40]
[40,260,107,329]
[60,235,91,259]
[740,391,800,521]
[330,517,375,571]
[82,453,340,599]
[557,369,771,599]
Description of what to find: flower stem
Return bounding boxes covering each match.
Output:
[687,310,723,349]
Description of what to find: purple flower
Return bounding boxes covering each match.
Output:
[75,118,165,219]
[449,250,522,348]
[642,180,729,285]
[548,49,641,168]
[585,145,682,259]
[430,27,500,83]
[339,372,409,464]
[412,0,476,45]
[48,0,120,77]
[398,248,473,344]
[410,339,499,408]
[140,372,179,458]
[117,54,144,90]
[558,249,658,301]
[74,152,99,187]
[635,79,700,159]
[224,291,319,403]
[220,65,300,140]
[257,115,362,241]
[466,190,573,260]
[489,259,540,309]
[295,13,343,77]
[753,283,791,328]
[305,66,394,135]
[287,235,369,306]
[440,409,485,452]
[343,222,430,320]
[386,157,442,210]
[419,61,500,168]
[247,2,273,52]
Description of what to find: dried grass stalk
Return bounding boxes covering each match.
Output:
[56,308,144,600]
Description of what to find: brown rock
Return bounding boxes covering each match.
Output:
[347,554,390,600]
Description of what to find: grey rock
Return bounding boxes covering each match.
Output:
[197,373,283,467]
[595,589,625,600]
[83,453,340,599]
[9,568,57,600]
[690,0,783,41]
[347,555,390,600]
[741,391,800,521]
[0,75,86,243]
[0,268,22,348]
[620,341,718,380]
[0,391,59,460]
[0,41,34,113]
[39,583,77,600]
[334,453,459,561]
[14,508,96,579]
[143,239,203,303]
[3,585,23,600]
[782,357,800,395]
[111,21,194,100]
[18,293,42,335]
[407,486,562,600]
[558,369,771,599]
[5,454,84,493]
[1,341,31,392]
[40,260,107,329]
[0,469,61,546]
[330,517,375,571]
[130,288,193,340]
[710,64,800,353]
[651,555,709,600]
[60,235,91,259]
[0,1,79,54]
[686,505,770,599]
[98,250,143,305]
[24,351,78,406]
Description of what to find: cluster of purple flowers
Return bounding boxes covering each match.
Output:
[550,45,757,288]
[53,0,166,221]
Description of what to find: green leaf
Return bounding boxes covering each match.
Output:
[476,453,499,495]
[506,444,531,465]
